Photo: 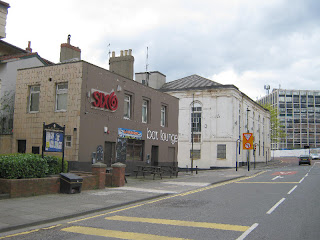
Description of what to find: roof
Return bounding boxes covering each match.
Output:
[0,1,9,8]
[160,74,224,91]
[0,52,54,65]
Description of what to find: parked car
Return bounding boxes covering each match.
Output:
[311,153,320,160]
[299,155,311,165]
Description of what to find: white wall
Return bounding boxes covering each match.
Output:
[0,57,44,100]
[273,148,320,157]
[168,88,271,169]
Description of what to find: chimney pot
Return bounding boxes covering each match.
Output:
[120,50,124,56]
[125,50,128,56]
[129,49,132,56]
[67,34,71,44]
[112,51,115,57]
[26,41,32,53]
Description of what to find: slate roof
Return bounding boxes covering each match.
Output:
[0,51,54,65]
[160,74,231,92]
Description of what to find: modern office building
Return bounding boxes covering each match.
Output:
[258,88,320,150]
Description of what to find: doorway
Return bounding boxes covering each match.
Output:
[151,145,159,166]
[104,141,116,167]
[18,140,26,153]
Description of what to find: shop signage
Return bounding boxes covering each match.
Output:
[147,128,178,145]
[91,89,118,111]
[118,128,142,140]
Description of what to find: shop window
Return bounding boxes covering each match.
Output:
[56,83,68,111]
[217,144,226,159]
[161,105,167,127]
[65,135,72,148]
[126,139,143,161]
[142,99,149,123]
[124,94,132,119]
[29,85,40,112]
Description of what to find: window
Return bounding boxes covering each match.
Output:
[126,139,143,161]
[191,104,202,142]
[65,135,72,147]
[217,144,226,159]
[124,94,132,119]
[142,99,149,123]
[190,149,201,159]
[161,105,167,127]
[29,85,40,112]
[56,83,68,111]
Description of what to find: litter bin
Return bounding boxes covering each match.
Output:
[60,173,83,194]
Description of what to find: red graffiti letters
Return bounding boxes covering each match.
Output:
[92,90,118,111]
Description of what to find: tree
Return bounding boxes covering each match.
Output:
[261,103,286,148]
[0,90,15,134]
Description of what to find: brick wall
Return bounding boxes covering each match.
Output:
[0,177,60,198]
[12,62,83,162]
[0,174,100,198]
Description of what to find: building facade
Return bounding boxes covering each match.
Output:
[258,88,320,150]
[0,41,52,134]
[161,75,271,169]
[12,60,179,173]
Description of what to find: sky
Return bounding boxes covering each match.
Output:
[4,0,320,100]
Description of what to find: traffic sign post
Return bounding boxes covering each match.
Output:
[243,133,253,171]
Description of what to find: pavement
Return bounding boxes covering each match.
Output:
[0,161,281,234]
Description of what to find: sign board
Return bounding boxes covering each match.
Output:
[243,133,253,150]
[42,122,66,172]
[45,131,63,152]
[118,128,142,140]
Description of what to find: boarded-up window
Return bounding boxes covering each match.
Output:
[217,144,226,159]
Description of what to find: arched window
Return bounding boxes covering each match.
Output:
[191,102,202,142]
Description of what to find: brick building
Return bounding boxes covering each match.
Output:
[12,50,178,173]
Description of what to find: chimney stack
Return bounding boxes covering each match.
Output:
[60,34,81,63]
[109,49,134,80]
[26,41,32,53]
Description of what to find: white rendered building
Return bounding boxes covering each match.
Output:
[161,75,271,169]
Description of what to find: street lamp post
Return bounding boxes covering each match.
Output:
[247,107,251,171]
[236,138,241,171]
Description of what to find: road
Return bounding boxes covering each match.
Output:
[1,158,320,240]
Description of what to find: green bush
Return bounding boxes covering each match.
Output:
[43,155,68,175]
[0,154,68,179]
[0,154,48,179]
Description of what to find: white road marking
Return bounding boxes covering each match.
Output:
[299,177,305,183]
[267,198,286,214]
[162,182,211,187]
[236,223,259,240]
[115,187,178,194]
[287,185,298,195]
[272,176,283,180]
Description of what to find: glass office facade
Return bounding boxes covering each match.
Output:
[258,89,320,150]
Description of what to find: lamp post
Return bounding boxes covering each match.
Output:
[246,107,251,171]
[236,138,241,171]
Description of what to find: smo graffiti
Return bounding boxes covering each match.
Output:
[147,128,178,145]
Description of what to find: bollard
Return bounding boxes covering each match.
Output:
[111,162,126,187]
[196,166,198,174]
[92,162,107,189]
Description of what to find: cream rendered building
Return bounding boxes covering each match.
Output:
[161,75,271,169]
